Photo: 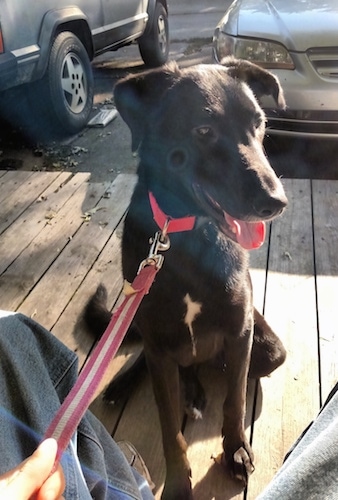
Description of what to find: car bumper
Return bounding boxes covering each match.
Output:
[0,52,18,91]
[265,110,338,140]
[213,41,338,139]
[0,45,40,92]
[264,53,338,139]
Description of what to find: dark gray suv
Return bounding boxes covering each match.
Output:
[0,0,169,136]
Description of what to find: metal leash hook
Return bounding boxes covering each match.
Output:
[138,219,171,273]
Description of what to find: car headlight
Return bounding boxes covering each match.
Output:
[213,32,294,69]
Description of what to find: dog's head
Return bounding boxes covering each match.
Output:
[114,57,287,250]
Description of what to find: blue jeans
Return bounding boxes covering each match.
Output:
[0,310,154,499]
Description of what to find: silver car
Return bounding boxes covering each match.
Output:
[0,0,169,136]
[213,0,338,139]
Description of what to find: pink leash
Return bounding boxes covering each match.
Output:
[44,191,196,465]
[44,226,170,464]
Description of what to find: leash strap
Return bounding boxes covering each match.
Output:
[43,191,182,464]
[43,264,158,464]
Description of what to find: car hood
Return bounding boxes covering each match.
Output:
[223,0,338,52]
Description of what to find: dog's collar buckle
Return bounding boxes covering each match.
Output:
[149,191,196,234]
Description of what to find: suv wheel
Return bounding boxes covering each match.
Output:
[138,3,169,67]
[34,31,94,135]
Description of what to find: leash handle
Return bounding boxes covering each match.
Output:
[43,264,158,464]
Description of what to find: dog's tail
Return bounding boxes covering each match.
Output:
[83,284,147,403]
[84,284,112,339]
[84,283,142,340]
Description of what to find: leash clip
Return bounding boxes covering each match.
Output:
[138,224,171,273]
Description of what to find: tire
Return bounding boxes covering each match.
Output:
[38,31,94,135]
[138,3,169,67]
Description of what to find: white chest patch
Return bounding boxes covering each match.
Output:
[183,293,202,357]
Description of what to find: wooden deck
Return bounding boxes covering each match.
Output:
[1,169,337,499]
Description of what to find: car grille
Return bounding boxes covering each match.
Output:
[265,109,338,137]
[307,48,338,79]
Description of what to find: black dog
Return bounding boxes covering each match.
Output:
[85,57,288,500]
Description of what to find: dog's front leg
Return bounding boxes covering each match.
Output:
[221,327,255,484]
[146,350,193,500]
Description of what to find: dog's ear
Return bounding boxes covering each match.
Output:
[221,56,286,109]
[114,64,180,151]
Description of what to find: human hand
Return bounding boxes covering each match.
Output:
[0,438,65,499]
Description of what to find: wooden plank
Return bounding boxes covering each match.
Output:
[18,174,135,330]
[113,374,166,499]
[89,341,144,432]
[312,179,338,403]
[0,171,75,275]
[51,174,137,351]
[0,178,110,312]
[0,171,61,233]
[52,228,124,359]
[0,170,34,207]
[247,179,320,499]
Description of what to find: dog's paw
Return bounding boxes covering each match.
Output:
[184,388,206,421]
[231,446,255,483]
[185,403,203,420]
[161,476,193,500]
[214,441,255,486]
[162,463,193,500]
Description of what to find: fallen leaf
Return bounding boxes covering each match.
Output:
[81,206,104,221]
[45,212,56,220]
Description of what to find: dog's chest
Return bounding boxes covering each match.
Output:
[182,293,202,357]
[176,292,225,365]
[125,206,250,363]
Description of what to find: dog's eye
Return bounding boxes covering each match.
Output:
[193,126,216,141]
[196,126,211,136]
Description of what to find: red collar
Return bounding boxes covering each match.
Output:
[148,191,196,233]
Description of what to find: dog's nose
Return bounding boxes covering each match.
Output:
[253,192,288,219]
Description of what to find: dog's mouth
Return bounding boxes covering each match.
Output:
[194,185,266,250]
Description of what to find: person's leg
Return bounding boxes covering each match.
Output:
[80,413,155,500]
[0,312,75,468]
[257,382,338,499]
[0,310,152,499]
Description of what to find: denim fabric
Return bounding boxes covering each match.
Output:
[0,310,153,499]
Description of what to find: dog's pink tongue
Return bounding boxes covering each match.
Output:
[224,213,266,250]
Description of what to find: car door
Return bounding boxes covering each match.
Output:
[100,0,148,49]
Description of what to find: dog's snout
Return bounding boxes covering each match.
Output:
[253,192,288,219]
